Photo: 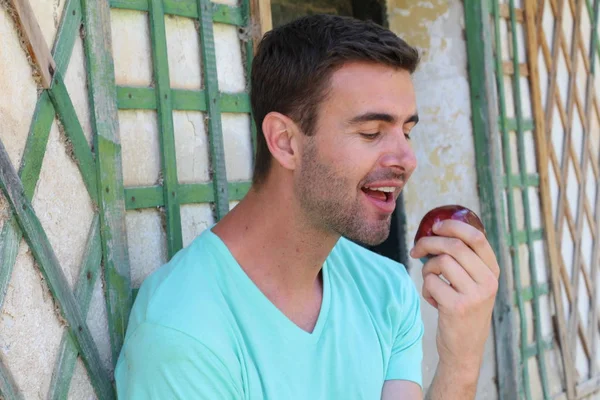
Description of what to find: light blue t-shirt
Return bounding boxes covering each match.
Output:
[115,229,423,399]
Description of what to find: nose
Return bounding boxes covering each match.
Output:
[379,131,417,175]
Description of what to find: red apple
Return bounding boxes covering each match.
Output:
[414,205,486,248]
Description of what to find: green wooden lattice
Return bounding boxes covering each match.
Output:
[0,0,256,398]
[468,0,600,398]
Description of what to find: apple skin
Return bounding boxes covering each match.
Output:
[414,205,486,263]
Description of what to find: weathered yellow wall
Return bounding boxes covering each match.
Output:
[386,1,498,398]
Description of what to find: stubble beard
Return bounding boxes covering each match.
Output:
[296,139,392,246]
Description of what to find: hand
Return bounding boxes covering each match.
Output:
[410,219,499,377]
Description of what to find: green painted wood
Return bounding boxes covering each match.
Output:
[0,218,20,310]
[81,0,132,369]
[221,181,251,202]
[0,140,114,400]
[1,1,99,394]
[523,339,554,360]
[507,1,550,397]
[48,71,99,203]
[0,95,54,311]
[508,229,544,245]
[162,0,197,17]
[0,357,23,400]
[171,89,207,111]
[148,0,184,257]
[109,0,148,12]
[212,3,244,25]
[181,181,249,203]
[124,186,164,209]
[48,215,102,400]
[514,283,550,305]
[464,1,521,399]
[218,92,251,113]
[52,0,82,74]
[124,181,251,209]
[1,6,77,306]
[490,0,531,396]
[503,174,540,188]
[108,0,243,25]
[198,0,229,220]
[505,118,535,132]
[116,86,251,113]
[116,86,157,110]
[19,94,56,200]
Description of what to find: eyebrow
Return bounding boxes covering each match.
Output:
[347,112,419,126]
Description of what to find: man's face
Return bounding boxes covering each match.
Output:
[295,62,418,245]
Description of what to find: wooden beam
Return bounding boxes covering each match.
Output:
[500,3,525,22]
[524,0,577,396]
[0,138,115,399]
[7,0,56,88]
[80,0,133,367]
[250,0,272,47]
[465,0,521,398]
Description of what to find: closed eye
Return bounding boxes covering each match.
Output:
[360,132,380,140]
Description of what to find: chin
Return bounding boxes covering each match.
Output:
[343,223,390,246]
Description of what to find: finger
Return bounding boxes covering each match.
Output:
[432,219,499,279]
[422,254,475,294]
[413,235,492,285]
[423,273,458,309]
[421,280,438,308]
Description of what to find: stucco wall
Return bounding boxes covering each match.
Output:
[0,0,107,398]
[0,0,251,397]
[386,1,498,398]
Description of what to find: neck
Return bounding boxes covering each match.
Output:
[212,178,339,297]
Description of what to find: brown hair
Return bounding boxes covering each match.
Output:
[250,14,420,185]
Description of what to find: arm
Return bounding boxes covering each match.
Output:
[411,219,500,400]
[115,322,243,400]
[382,380,422,399]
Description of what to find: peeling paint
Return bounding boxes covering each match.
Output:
[387,0,450,55]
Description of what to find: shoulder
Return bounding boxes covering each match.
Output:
[124,229,238,364]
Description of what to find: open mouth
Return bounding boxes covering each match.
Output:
[361,187,394,202]
[361,186,397,214]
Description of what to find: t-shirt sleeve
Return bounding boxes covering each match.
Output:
[385,281,424,387]
[115,321,243,400]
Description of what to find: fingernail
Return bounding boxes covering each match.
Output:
[433,220,443,231]
[409,247,415,257]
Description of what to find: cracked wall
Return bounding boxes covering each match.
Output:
[386,1,498,398]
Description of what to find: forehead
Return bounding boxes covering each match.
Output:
[322,61,417,120]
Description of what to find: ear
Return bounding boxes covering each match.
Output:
[262,112,300,172]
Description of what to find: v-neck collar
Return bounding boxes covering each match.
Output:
[206,229,331,343]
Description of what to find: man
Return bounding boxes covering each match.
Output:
[115,14,499,399]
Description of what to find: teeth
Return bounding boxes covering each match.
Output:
[367,187,395,193]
